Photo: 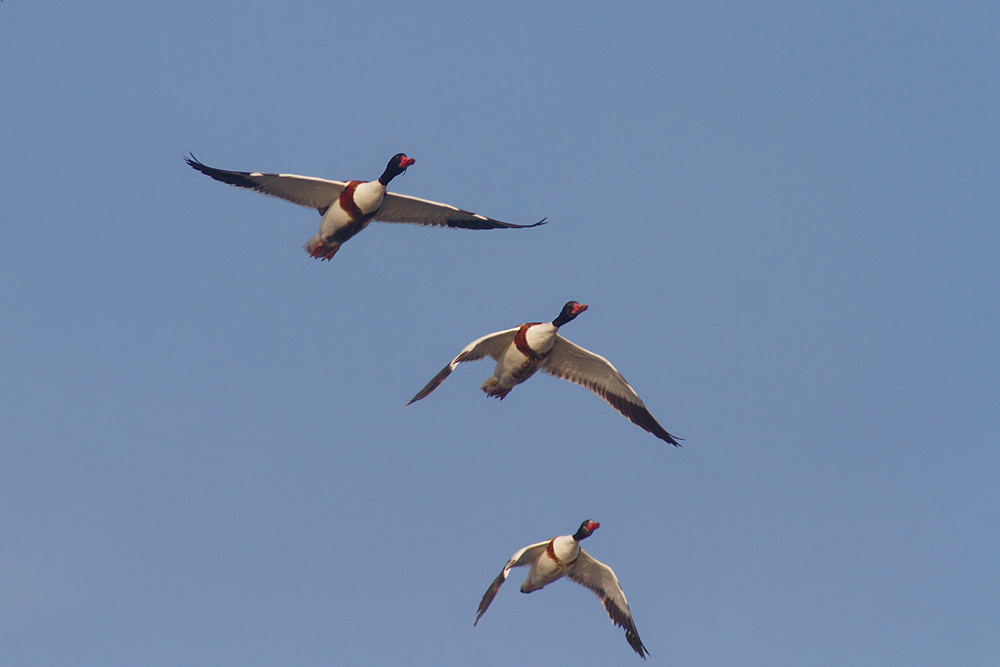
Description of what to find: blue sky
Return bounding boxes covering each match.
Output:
[2,2,998,665]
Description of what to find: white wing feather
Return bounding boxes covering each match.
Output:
[406,328,519,404]
[542,336,681,446]
[474,541,548,626]
[568,550,648,658]
[185,156,346,212]
[376,192,546,229]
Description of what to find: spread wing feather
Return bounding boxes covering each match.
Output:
[376,192,546,229]
[185,155,346,212]
[474,541,548,626]
[542,336,681,446]
[406,328,519,405]
[568,550,649,659]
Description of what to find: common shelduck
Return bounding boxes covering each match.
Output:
[475,520,648,659]
[185,153,546,260]
[407,301,681,446]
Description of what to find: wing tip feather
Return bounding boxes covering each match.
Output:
[406,364,454,404]
[586,380,684,446]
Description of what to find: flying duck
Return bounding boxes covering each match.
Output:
[185,153,546,260]
[407,301,681,446]
[475,520,648,659]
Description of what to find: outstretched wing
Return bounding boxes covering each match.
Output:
[185,154,346,213]
[376,192,546,229]
[568,550,649,659]
[542,335,682,446]
[474,541,548,626]
[406,328,519,405]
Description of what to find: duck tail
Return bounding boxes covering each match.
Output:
[304,235,340,261]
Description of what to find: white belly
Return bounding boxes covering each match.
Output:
[493,346,539,387]
[521,537,580,592]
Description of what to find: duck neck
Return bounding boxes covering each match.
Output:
[552,312,574,328]
[377,169,397,186]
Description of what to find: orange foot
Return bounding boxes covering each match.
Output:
[309,243,340,261]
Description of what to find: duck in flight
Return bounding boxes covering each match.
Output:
[407,301,681,446]
[185,153,546,260]
[475,520,649,659]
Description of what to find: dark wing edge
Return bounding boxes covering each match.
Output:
[589,381,683,447]
[542,347,682,447]
[474,542,547,626]
[406,360,459,405]
[542,336,682,446]
[184,153,345,211]
[441,214,548,230]
[474,569,508,626]
[185,153,273,194]
[406,329,519,405]
[376,193,547,229]
[602,595,649,659]
[406,349,480,405]
[568,553,649,659]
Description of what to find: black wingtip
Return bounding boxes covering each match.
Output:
[598,385,683,447]
[184,152,208,172]
[498,216,547,229]
[625,626,649,659]
[405,390,428,406]
[405,388,427,406]
[406,364,454,405]
[661,431,684,448]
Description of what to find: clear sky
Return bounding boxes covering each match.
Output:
[2,2,998,665]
